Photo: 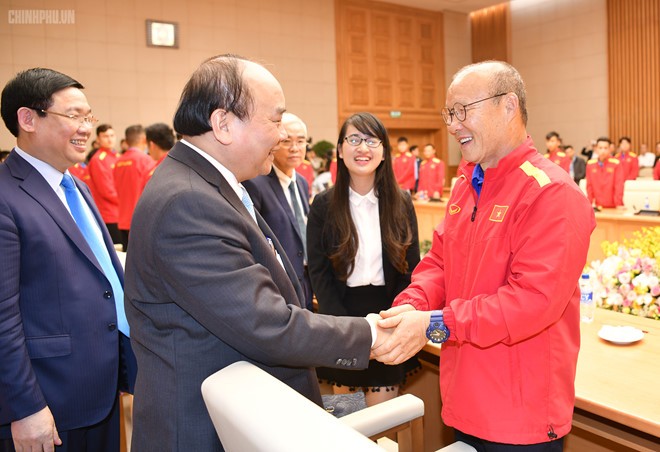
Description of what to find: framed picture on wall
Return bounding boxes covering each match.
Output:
[146,20,179,48]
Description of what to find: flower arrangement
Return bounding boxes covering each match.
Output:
[585,227,660,320]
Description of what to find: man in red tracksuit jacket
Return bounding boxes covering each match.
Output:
[586,137,624,208]
[88,124,121,243]
[113,125,151,251]
[373,61,595,450]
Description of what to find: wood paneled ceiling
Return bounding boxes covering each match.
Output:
[376,0,509,14]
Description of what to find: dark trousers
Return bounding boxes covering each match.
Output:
[119,229,129,252]
[105,223,122,246]
[455,429,564,452]
[0,394,120,452]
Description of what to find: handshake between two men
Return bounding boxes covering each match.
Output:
[368,304,433,365]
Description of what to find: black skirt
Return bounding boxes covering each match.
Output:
[317,284,419,390]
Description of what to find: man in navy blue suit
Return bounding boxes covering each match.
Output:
[0,68,135,452]
[244,113,313,309]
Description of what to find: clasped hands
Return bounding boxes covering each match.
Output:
[368,304,431,365]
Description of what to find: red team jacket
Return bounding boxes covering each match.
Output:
[586,157,624,207]
[68,162,90,184]
[295,160,314,196]
[393,152,416,190]
[113,148,154,230]
[417,158,445,197]
[393,138,595,444]
[544,150,570,172]
[87,148,119,223]
[614,151,639,180]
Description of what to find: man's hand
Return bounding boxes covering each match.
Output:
[372,309,432,365]
[379,303,416,319]
[11,406,61,452]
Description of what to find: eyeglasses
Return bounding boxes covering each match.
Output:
[344,134,382,148]
[280,138,307,149]
[441,93,507,126]
[32,108,99,126]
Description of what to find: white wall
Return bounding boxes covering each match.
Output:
[511,0,608,153]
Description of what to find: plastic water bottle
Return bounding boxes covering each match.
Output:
[579,274,595,323]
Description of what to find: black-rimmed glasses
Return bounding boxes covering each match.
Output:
[441,93,507,126]
[31,108,99,126]
[344,134,382,148]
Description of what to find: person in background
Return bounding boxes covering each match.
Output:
[581,139,597,161]
[308,112,420,407]
[295,147,314,197]
[0,67,135,452]
[392,136,415,192]
[141,122,175,188]
[0,150,10,163]
[544,131,570,172]
[124,54,386,451]
[615,136,639,180]
[410,144,421,192]
[244,112,313,310]
[586,137,624,208]
[88,123,121,244]
[565,144,586,185]
[638,143,654,168]
[416,143,445,200]
[312,151,334,196]
[372,61,595,450]
[306,146,323,175]
[113,124,151,251]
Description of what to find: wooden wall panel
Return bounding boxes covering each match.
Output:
[470,3,511,63]
[608,0,660,149]
[335,0,447,167]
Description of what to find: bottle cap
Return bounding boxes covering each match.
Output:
[581,274,589,279]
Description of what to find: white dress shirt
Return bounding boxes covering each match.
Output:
[346,187,385,287]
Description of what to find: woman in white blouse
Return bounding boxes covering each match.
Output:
[307,112,420,406]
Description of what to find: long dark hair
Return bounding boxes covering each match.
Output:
[328,112,413,281]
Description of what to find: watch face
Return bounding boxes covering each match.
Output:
[429,328,448,343]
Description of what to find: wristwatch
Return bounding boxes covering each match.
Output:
[426,310,449,344]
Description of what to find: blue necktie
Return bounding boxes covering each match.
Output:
[60,174,129,336]
[240,185,258,223]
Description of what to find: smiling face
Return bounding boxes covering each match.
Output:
[445,70,510,169]
[338,124,384,184]
[24,87,93,172]
[227,62,287,181]
[273,117,306,176]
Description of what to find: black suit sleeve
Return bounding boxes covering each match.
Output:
[306,191,349,316]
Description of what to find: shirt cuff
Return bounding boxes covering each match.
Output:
[365,314,379,347]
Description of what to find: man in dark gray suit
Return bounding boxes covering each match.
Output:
[244,112,313,310]
[124,55,384,451]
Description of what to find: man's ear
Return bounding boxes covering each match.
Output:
[504,93,519,120]
[210,109,232,145]
[16,107,37,133]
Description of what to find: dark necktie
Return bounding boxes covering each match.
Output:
[60,174,129,336]
[288,180,307,259]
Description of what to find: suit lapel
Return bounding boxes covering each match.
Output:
[267,170,305,244]
[168,143,305,306]
[8,152,105,275]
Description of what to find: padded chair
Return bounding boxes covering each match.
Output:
[202,361,476,452]
[202,361,423,451]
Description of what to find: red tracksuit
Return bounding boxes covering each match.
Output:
[393,138,595,444]
[296,160,314,196]
[141,154,167,191]
[586,158,624,207]
[544,150,570,173]
[87,148,119,223]
[68,162,90,184]
[393,152,416,190]
[417,158,445,198]
[114,148,153,230]
[615,151,639,180]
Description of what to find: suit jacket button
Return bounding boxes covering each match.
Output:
[103,290,112,299]
[298,251,303,256]
[352,358,357,366]
[108,323,116,331]
[336,358,342,365]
